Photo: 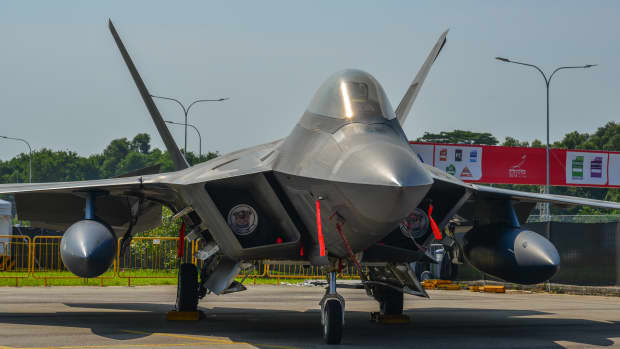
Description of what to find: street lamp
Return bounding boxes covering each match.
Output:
[495,57,596,219]
[165,120,202,159]
[151,95,228,155]
[0,135,32,183]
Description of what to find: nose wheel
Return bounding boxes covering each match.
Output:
[320,271,345,344]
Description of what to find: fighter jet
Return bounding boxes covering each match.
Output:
[1,22,619,345]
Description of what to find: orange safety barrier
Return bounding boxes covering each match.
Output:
[116,236,194,286]
[31,236,116,286]
[265,263,323,280]
[0,235,31,286]
[0,234,369,287]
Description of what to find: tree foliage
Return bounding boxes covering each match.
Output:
[417,130,499,145]
[0,133,218,184]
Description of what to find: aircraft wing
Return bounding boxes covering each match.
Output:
[469,184,620,211]
[0,174,172,234]
[0,138,282,233]
[422,163,620,226]
[0,175,162,195]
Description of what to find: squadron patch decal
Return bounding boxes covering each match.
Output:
[227,204,258,236]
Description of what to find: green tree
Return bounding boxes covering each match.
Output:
[502,137,529,147]
[131,133,151,154]
[531,139,544,148]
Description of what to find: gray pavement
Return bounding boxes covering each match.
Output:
[1,285,620,348]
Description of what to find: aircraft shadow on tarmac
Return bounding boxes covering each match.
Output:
[0,302,619,348]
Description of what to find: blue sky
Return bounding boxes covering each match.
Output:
[0,1,618,160]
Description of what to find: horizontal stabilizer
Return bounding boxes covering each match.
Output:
[395,30,448,124]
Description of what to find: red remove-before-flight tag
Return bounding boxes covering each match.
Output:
[428,204,442,240]
[316,200,326,256]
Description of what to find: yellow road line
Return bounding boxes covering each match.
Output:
[122,329,300,349]
[121,330,232,344]
[0,330,300,349]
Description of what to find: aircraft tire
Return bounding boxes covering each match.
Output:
[323,299,343,345]
[377,286,403,315]
[176,263,199,311]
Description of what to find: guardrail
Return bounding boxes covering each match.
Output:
[117,237,194,286]
[31,236,116,286]
[0,235,31,286]
[0,235,357,286]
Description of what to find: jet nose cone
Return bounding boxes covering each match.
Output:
[514,230,560,283]
[332,142,433,187]
[331,142,433,226]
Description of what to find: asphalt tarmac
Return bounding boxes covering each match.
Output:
[1,284,620,348]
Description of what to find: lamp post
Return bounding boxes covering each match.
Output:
[165,120,202,159]
[0,135,32,183]
[495,57,596,220]
[151,95,228,155]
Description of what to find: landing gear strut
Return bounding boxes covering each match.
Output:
[374,285,403,315]
[320,271,344,345]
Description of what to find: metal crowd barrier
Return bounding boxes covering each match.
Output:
[0,235,31,286]
[31,236,116,286]
[117,237,194,286]
[0,235,363,286]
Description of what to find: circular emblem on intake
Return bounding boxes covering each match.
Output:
[400,208,429,239]
[227,204,258,236]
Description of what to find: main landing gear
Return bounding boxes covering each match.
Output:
[176,263,199,312]
[320,271,345,345]
[374,285,404,316]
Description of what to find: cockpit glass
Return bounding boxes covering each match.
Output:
[307,69,396,120]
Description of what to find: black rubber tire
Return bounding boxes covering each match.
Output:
[323,299,343,345]
[377,286,404,315]
[176,263,199,311]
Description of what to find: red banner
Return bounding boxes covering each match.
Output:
[410,142,620,188]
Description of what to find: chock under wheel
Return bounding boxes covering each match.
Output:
[370,312,410,324]
[166,310,205,321]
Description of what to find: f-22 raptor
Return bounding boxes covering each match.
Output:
[1,22,619,345]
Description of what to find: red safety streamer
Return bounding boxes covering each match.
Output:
[336,222,364,278]
[428,204,442,240]
[316,200,326,256]
[178,222,186,258]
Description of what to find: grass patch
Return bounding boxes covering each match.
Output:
[0,270,309,287]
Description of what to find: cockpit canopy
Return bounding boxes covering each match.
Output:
[307,69,396,121]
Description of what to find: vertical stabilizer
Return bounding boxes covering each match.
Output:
[395,30,448,125]
[108,20,189,171]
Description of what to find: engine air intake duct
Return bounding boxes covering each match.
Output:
[463,225,560,285]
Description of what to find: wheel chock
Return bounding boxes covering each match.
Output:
[436,283,461,290]
[166,310,203,321]
[370,312,410,324]
[483,285,505,293]
[469,285,505,293]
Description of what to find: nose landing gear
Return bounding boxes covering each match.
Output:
[320,271,345,344]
